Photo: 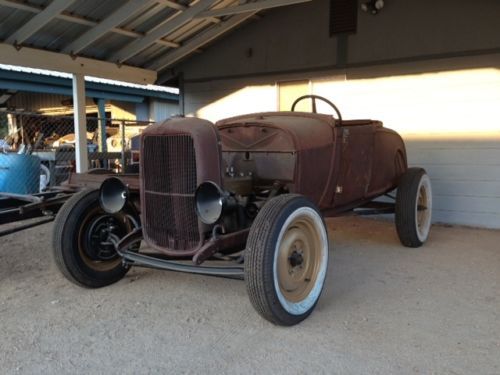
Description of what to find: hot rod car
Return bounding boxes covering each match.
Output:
[52,95,432,326]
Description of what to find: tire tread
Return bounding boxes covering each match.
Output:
[245,194,327,325]
[52,189,129,288]
[395,167,427,247]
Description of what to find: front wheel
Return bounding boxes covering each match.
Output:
[245,194,329,326]
[395,168,432,247]
[52,189,139,288]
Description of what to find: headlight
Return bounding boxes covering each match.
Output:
[99,177,128,214]
[195,181,229,224]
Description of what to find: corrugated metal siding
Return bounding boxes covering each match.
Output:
[135,102,149,121]
[149,99,179,122]
[406,140,500,229]
[7,92,93,111]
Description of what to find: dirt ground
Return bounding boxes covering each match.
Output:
[0,216,499,374]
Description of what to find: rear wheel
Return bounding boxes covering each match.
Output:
[52,189,139,288]
[245,194,329,326]
[395,168,432,247]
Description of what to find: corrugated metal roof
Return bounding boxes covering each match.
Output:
[85,33,133,61]
[0,0,309,83]
[0,9,33,41]
[0,63,179,94]
[127,6,179,34]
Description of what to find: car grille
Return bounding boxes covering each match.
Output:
[142,134,200,250]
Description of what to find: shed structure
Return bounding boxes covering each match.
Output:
[172,0,500,229]
[1,0,499,229]
[0,0,308,171]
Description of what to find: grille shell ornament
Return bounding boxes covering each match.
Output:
[140,118,222,255]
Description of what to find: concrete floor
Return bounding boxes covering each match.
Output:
[0,216,499,374]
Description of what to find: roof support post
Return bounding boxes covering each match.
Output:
[97,98,107,153]
[72,73,88,173]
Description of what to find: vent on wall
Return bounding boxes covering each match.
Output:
[330,0,358,35]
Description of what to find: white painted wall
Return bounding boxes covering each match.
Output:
[312,66,500,229]
[178,0,500,81]
[182,60,500,228]
[176,0,500,229]
[186,82,278,119]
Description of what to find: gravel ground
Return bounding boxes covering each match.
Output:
[0,216,499,374]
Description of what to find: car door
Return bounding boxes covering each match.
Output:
[333,124,375,207]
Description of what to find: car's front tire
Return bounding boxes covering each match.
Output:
[52,189,138,288]
[395,168,432,247]
[245,194,329,326]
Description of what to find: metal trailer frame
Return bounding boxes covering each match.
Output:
[0,188,76,237]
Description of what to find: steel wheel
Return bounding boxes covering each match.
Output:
[396,168,432,247]
[245,194,329,325]
[52,189,140,288]
[274,206,328,315]
[415,174,432,243]
[77,208,130,272]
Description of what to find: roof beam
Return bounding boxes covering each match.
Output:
[5,0,76,45]
[147,1,221,23]
[0,69,178,101]
[110,0,219,64]
[125,2,175,30]
[0,0,180,48]
[196,0,311,18]
[0,43,156,84]
[157,0,187,11]
[151,12,256,75]
[62,0,159,54]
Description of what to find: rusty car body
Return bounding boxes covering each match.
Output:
[53,96,432,325]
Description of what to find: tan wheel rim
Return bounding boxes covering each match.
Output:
[415,175,432,242]
[273,206,328,315]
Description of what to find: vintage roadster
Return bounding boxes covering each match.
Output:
[52,95,432,326]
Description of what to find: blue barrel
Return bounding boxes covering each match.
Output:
[0,154,40,194]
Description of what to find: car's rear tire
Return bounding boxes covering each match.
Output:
[395,168,432,247]
[52,189,138,288]
[245,194,329,326]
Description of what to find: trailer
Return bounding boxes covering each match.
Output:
[0,170,137,237]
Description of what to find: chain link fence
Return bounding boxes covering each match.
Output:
[0,111,153,195]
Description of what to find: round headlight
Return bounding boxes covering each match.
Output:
[195,181,225,224]
[99,177,128,214]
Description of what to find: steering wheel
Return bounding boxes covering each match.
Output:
[291,95,342,123]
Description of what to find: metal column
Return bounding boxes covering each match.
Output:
[72,73,88,173]
[97,98,107,152]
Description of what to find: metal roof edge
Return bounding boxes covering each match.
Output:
[0,65,179,102]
